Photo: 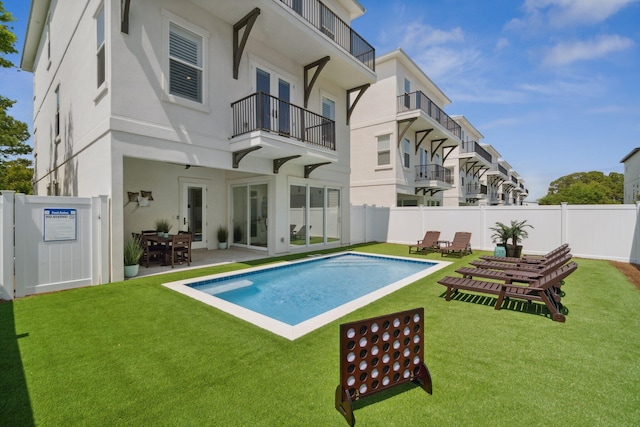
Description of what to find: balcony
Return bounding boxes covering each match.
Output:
[466,183,488,197]
[397,91,461,139]
[487,162,508,178]
[413,164,454,195]
[460,141,492,164]
[280,0,375,72]
[230,92,337,165]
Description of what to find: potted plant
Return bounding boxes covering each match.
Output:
[155,218,171,237]
[124,236,144,278]
[508,219,533,258]
[490,220,533,257]
[217,225,228,250]
[233,225,243,243]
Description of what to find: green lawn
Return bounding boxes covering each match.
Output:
[1,243,639,426]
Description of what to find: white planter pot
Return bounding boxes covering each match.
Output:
[124,264,139,278]
[218,242,228,250]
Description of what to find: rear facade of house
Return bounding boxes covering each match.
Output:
[21,0,376,280]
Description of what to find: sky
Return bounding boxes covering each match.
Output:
[1,0,639,201]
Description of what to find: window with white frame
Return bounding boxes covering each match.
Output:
[96,4,105,88]
[321,96,335,144]
[403,138,410,168]
[377,134,390,166]
[403,78,411,108]
[169,21,204,102]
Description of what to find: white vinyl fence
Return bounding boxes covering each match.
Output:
[351,203,640,263]
[0,191,110,300]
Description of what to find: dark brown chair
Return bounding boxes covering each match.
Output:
[479,243,570,264]
[409,230,441,253]
[167,233,192,268]
[440,232,472,257]
[437,262,578,322]
[470,249,570,271]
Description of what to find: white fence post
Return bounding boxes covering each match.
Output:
[92,196,111,284]
[0,191,15,300]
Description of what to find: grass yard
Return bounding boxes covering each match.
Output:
[1,243,639,426]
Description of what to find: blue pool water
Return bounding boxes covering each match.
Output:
[189,253,436,326]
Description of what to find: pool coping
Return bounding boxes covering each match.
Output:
[163,251,451,340]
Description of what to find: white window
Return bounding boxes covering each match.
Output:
[321,96,335,145]
[377,134,390,166]
[169,22,203,102]
[96,4,105,88]
[403,138,410,168]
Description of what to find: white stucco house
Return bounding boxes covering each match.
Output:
[349,48,461,207]
[21,0,376,280]
[621,147,640,203]
[348,48,526,208]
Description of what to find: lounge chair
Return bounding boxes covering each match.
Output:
[408,230,441,253]
[440,232,472,257]
[470,248,569,271]
[479,243,570,264]
[456,253,573,299]
[437,262,578,322]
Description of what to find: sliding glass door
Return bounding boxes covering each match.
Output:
[232,184,268,249]
[289,184,341,246]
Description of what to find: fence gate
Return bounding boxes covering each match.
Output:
[0,191,109,300]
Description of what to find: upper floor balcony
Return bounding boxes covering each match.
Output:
[466,183,488,197]
[230,92,337,166]
[460,141,492,164]
[280,0,375,72]
[204,0,376,89]
[397,91,461,140]
[487,162,508,180]
[413,164,454,195]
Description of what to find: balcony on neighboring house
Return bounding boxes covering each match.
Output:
[397,91,461,139]
[413,164,454,196]
[280,0,375,72]
[230,92,337,167]
[460,141,492,164]
[466,183,488,197]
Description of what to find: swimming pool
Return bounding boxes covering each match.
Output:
[164,252,450,340]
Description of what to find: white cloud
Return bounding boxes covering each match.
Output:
[495,38,510,51]
[506,0,639,31]
[543,34,635,66]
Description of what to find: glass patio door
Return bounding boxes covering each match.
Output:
[180,183,206,249]
[232,184,268,249]
[256,67,291,134]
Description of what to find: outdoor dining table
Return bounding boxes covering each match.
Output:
[142,234,174,266]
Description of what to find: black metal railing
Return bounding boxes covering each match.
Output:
[231,92,335,150]
[280,0,375,71]
[466,183,488,195]
[460,140,492,163]
[491,162,508,176]
[397,91,461,138]
[414,164,453,184]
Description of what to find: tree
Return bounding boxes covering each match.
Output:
[0,157,32,193]
[538,171,623,205]
[0,1,32,192]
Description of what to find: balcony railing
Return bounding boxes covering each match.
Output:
[491,163,508,176]
[466,183,488,196]
[511,175,518,184]
[231,92,335,150]
[397,91,461,138]
[280,0,375,71]
[460,141,492,163]
[415,164,453,185]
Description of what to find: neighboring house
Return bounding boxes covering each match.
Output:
[349,48,526,208]
[21,0,376,280]
[621,147,640,203]
[349,48,461,207]
[442,116,491,206]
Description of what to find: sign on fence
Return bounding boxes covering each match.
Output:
[44,208,77,242]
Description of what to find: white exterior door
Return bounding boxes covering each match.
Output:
[180,183,207,249]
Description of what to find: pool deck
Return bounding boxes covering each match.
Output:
[133,246,268,278]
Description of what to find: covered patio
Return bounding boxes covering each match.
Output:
[133,246,267,278]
